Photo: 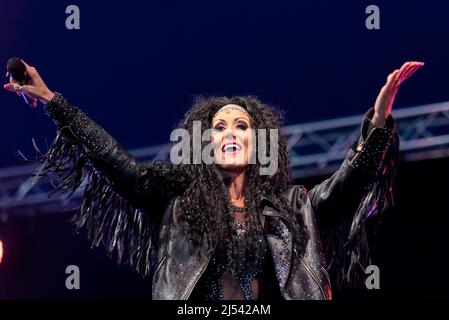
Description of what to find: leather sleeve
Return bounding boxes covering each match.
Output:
[38,92,191,277]
[308,107,400,231]
[43,92,189,208]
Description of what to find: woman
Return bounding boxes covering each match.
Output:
[4,60,423,300]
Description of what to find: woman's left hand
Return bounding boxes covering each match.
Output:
[372,61,424,127]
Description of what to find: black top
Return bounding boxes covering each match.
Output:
[190,209,281,300]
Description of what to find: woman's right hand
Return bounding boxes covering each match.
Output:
[3,60,54,105]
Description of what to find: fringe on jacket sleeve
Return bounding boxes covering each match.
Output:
[28,92,189,277]
[320,109,400,289]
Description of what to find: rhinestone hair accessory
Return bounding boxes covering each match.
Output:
[213,104,252,120]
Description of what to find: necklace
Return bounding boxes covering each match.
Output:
[230,204,246,213]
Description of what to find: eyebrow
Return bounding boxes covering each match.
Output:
[212,117,250,126]
[235,117,250,123]
[212,119,225,125]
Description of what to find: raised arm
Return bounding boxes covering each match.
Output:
[307,61,423,288]
[4,60,190,276]
[41,92,190,208]
[5,60,189,207]
[309,61,423,231]
[309,109,398,231]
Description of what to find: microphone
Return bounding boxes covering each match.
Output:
[6,57,37,108]
[7,57,28,84]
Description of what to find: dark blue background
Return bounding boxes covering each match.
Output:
[1,0,447,167]
[1,0,449,300]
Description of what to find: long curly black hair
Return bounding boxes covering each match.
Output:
[36,92,308,278]
[172,95,306,268]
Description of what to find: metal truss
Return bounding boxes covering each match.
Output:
[1,101,449,216]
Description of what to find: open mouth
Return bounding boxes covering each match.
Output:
[222,142,242,154]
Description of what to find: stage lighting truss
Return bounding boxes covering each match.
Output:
[0,101,448,215]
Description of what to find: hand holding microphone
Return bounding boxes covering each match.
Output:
[4,58,54,107]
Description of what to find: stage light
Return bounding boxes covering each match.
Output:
[0,240,3,264]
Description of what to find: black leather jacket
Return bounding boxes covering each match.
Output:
[40,92,399,300]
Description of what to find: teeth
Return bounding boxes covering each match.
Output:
[223,144,241,152]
